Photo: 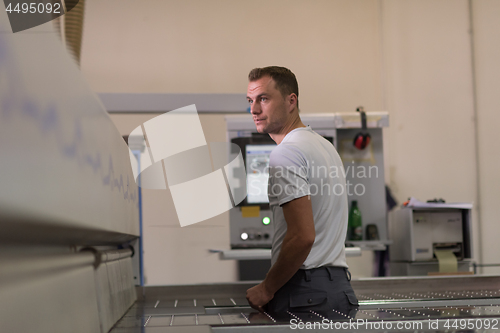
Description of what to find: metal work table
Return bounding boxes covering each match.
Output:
[110,275,500,332]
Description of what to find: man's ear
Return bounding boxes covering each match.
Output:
[288,93,298,112]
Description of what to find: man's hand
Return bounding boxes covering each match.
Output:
[246,196,315,313]
[246,282,274,312]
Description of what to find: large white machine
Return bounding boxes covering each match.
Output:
[389,204,473,275]
[0,11,139,333]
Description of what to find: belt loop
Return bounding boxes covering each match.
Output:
[344,268,352,281]
[304,269,311,282]
[326,266,333,281]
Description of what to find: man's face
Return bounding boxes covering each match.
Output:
[247,76,290,134]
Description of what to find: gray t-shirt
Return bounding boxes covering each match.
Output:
[268,126,348,269]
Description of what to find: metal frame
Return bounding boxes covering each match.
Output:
[99,93,249,114]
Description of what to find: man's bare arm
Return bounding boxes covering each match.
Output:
[246,195,315,310]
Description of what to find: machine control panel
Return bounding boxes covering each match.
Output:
[230,208,273,248]
[226,113,389,250]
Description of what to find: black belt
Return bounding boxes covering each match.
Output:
[298,266,351,282]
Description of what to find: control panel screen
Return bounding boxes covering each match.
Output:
[245,144,276,204]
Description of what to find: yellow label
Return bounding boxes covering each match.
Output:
[241,206,260,218]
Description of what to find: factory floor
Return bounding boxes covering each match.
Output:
[109,276,500,332]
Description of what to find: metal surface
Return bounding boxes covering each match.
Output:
[218,247,362,260]
[110,275,500,332]
[345,240,392,251]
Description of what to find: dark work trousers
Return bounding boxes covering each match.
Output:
[266,266,359,322]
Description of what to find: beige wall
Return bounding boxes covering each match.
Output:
[81,0,384,111]
[110,113,238,285]
[81,0,500,284]
[471,0,500,274]
[381,0,481,269]
[381,0,500,274]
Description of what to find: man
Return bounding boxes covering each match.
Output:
[245,66,358,320]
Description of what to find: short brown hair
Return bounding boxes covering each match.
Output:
[248,66,299,108]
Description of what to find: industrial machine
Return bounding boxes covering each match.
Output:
[0,13,139,333]
[389,204,473,276]
[225,113,390,279]
[226,113,389,248]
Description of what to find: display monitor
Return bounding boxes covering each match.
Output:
[230,135,276,207]
[245,144,276,204]
[231,134,332,206]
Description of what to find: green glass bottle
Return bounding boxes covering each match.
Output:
[348,200,363,241]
